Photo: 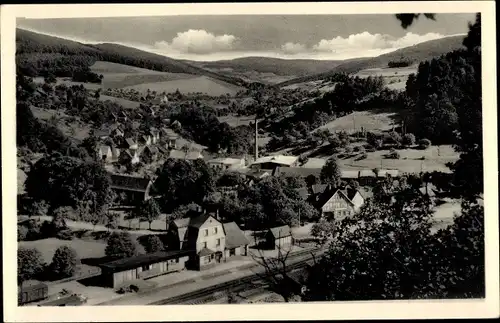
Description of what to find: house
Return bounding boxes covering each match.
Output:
[377,169,400,179]
[148,127,161,144]
[142,145,159,162]
[315,185,370,220]
[161,128,179,149]
[98,250,191,288]
[166,212,249,270]
[274,167,321,179]
[119,149,140,165]
[207,157,246,171]
[359,169,377,186]
[124,138,138,150]
[251,155,299,171]
[138,134,152,146]
[419,183,437,199]
[168,149,204,161]
[97,145,120,163]
[265,225,293,250]
[94,128,110,140]
[110,126,124,138]
[181,214,227,270]
[340,170,360,181]
[222,222,250,259]
[96,145,113,162]
[118,111,129,123]
[108,173,154,203]
[109,112,118,123]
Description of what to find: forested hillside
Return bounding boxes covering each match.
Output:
[16,29,246,86]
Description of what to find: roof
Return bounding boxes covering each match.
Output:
[287,268,310,285]
[125,138,136,146]
[340,170,359,179]
[274,167,321,178]
[173,217,192,229]
[419,185,436,197]
[189,214,217,229]
[222,222,249,249]
[168,149,203,160]
[378,169,400,177]
[99,250,192,272]
[252,155,298,167]
[109,173,152,192]
[145,146,159,154]
[268,225,292,239]
[208,158,244,165]
[94,129,109,137]
[198,248,215,256]
[98,145,111,153]
[359,169,377,177]
[357,187,373,200]
[317,188,355,208]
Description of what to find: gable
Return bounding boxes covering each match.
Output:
[321,190,354,210]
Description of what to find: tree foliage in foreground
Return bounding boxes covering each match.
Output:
[105,232,138,259]
[304,183,484,300]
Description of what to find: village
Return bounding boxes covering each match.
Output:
[14,11,485,309]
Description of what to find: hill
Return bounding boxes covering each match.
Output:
[16,28,246,87]
[189,56,343,76]
[277,35,466,87]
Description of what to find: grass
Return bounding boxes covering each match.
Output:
[90,61,168,74]
[99,95,140,109]
[354,66,417,92]
[31,107,91,141]
[122,75,243,96]
[218,114,255,127]
[316,108,400,133]
[18,238,107,264]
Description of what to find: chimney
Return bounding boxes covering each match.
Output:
[216,208,219,220]
[254,117,259,161]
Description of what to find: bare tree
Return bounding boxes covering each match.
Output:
[250,231,301,302]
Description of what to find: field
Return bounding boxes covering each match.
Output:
[218,114,255,127]
[99,95,140,109]
[316,108,400,133]
[19,238,107,264]
[122,75,243,96]
[354,66,417,92]
[31,107,91,141]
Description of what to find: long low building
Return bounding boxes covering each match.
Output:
[99,250,191,288]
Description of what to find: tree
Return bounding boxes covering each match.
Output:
[134,199,161,230]
[105,232,138,259]
[18,225,28,241]
[18,247,45,286]
[395,13,436,29]
[105,211,119,232]
[140,235,164,253]
[310,219,335,245]
[305,174,317,187]
[50,246,78,278]
[28,200,49,218]
[320,157,341,187]
[419,138,432,149]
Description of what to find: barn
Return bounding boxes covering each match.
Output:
[98,250,191,288]
[265,225,293,249]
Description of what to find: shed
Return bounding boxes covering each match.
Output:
[109,173,154,202]
[222,222,250,257]
[266,225,293,249]
[99,250,191,288]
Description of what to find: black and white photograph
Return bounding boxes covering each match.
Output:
[2,1,498,322]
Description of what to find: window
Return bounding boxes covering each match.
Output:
[229,248,236,256]
[211,254,215,259]
[216,238,221,246]
[203,241,207,248]
[204,229,209,236]
[176,258,179,263]
[142,264,152,271]
[214,227,218,234]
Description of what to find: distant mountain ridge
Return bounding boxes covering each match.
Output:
[277,35,466,87]
[187,56,344,77]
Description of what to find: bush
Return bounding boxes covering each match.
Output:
[418,138,432,149]
[386,148,400,159]
[18,225,28,241]
[384,131,402,146]
[56,229,74,241]
[402,133,416,146]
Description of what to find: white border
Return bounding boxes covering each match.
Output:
[2,2,498,322]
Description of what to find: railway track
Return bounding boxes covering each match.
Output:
[150,248,323,305]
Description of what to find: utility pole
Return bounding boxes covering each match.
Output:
[254,116,259,161]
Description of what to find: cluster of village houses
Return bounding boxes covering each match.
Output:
[88,116,437,289]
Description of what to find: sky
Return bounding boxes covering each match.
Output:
[17,14,475,61]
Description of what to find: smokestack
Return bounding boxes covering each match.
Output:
[254,117,259,161]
